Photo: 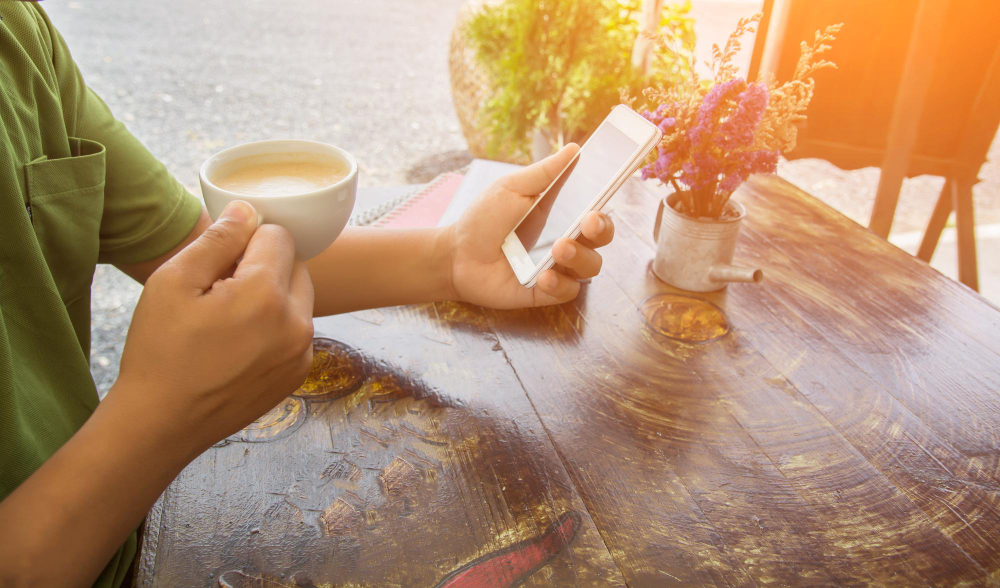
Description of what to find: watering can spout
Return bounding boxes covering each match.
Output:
[709,265,764,284]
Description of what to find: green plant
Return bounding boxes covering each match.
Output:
[465,0,695,159]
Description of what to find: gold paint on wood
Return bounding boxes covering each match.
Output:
[379,456,421,497]
[640,293,729,343]
[220,339,369,447]
[319,460,362,483]
[294,338,367,401]
[218,570,296,587]
[217,396,307,445]
[320,498,363,536]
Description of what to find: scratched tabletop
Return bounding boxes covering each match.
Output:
[137,176,1000,587]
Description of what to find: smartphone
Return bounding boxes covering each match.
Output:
[502,105,662,287]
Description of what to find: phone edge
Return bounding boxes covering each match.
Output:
[508,108,662,288]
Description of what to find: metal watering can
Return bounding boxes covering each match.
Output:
[651,192,763,292]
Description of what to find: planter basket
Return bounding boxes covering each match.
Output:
[448,1,532,164]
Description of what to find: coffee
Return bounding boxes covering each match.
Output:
[214,152,349,197]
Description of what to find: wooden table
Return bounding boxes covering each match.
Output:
[138,175,1000,587]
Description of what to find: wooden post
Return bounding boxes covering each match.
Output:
[747,0,776,82]
[953,179,979,291]
[631,0,664,74]
[917,40,999,284]
[916,178,953,262]
[756,0,792,82]
[868,0,948,238]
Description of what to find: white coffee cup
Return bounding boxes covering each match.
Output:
[200,139,358,260]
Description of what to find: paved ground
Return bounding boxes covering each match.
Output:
[43,0,997,394]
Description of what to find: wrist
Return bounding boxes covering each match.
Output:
[101,380,205,468]
[435,225,459,302]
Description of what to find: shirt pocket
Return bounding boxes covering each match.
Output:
[25,137,106,307]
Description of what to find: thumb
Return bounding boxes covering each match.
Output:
[169,200,259,290]
[488,143,579,231]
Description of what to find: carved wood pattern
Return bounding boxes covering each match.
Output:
[138,306,621,587]
[139,176,1000,586]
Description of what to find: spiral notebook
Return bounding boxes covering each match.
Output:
[351,160,524,228]
[370,173,465,229]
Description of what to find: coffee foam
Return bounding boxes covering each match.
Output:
[213,151,349,197]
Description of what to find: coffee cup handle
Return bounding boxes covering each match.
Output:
[653,198,665,242]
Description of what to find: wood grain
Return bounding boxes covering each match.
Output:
[140,176,1000,586]
[610,177,1000,583]
[486,177,999,585]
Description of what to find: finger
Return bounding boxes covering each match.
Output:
[532,269,582,306]
[482,144,581,240]
[577,211,615,249]
[549,263,583,281]
[498,143,579,196]
[281,261,315,371]
[167,200,259,291]
[552,238,603,280]
[287,260,315,322]
[233,224,297,287]
[294,345,315,388]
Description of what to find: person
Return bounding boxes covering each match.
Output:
[0,3,617,587]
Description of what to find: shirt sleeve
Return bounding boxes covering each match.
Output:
[36,6,203,266]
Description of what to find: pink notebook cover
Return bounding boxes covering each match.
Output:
[374,173,465,229]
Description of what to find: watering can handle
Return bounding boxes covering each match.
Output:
[653,197,665,242]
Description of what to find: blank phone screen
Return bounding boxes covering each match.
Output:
[514,123,639,266]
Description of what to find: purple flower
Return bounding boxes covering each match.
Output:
[679,151,723,192]
[717,149,779,193]
[654,151,674,176]
[638,80,776,197]
[718,82,768,150]
[688,78,746,146]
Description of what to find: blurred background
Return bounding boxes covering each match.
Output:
[42,0,997,393]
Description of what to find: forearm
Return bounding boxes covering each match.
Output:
[307,226,456,316]
[118,209,459,315]
[0,389,194,587]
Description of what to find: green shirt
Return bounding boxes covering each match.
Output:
[0,3,202,586]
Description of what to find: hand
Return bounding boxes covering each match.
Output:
[445,144,616,309]
[108,201,315,456]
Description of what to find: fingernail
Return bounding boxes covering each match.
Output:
[560,241,576,260]
[596,214,607,233]
[221,200,253,224]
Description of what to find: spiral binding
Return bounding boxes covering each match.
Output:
[347,184,425,227]
[348,169,469,227]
